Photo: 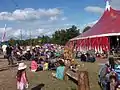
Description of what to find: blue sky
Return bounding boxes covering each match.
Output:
[0,0,120,40]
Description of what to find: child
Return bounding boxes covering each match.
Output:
[52,60,65,80]
[31,58,38,72]
[43,61,48,70]
[16,63,29,90]
[110,75,118,90]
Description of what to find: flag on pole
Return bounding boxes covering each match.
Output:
[2,32,6,42]
[1,24,6,42]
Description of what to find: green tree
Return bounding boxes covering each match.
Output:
[51,25,80,45]
[41,35,51,44]
[82,26,91,33]
[8,38,16,46]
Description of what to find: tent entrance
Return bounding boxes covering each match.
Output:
[109,36,120,50]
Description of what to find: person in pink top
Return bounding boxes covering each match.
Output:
[31,58,38,72]
[16,63,29,90]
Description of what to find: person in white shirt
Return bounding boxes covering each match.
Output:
[2,44,7,58]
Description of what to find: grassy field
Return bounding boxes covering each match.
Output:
[77,61,101,90]
[0,57,104,90]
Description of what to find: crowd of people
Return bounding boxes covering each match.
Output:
[2,42,120,90]
[1,44,64,65]
[0,44,78,90]
[80,53,96,62]
[75,50,96,63]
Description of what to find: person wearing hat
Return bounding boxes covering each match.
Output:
[16,63,29,90]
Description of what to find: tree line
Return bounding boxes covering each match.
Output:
[2,25,91,46]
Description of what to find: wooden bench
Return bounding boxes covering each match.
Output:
[65,69,78,81]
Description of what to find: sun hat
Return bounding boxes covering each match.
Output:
[27,48,30,51]
[32,47,35,49]
[17,52,20,55]
[18,63,27,70]
[36,45,39,47]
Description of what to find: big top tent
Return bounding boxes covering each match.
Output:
[68,0,120,53]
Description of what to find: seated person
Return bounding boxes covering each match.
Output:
[87,54,96,62]
[52,60,65,80]
[38,58,43,64]
[39,61,45,70]
[25,50,32,60]
[31,58,38,72]
[43,61,48,70]
[81,54,86,62]
[48,60,57,70]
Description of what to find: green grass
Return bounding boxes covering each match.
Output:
[26,61,101,90]
[28,71,77,90]
[0,59,102,90]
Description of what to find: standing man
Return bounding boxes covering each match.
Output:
[2,44,7,58]
[6,44,13,65]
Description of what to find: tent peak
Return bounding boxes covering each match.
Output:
[105,0,111,11]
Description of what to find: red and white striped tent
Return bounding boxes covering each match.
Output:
[67,1,120,53]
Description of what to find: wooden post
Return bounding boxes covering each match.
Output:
[78,71,90,90]
[64,67,69,81]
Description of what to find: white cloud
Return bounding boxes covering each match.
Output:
[12,29,21,37]
[0,7,67,40]
[61,17,67,20]
[37,28,44,33]
[84,0,120,14]
[22,28,55,39]
[49,16,67,21]
[0,8,62,21]
[111,0,120,10]
[0,26,56,40]
[0,21,80,40]
[49,16,58,21]
[84,6,104,14]
[64,24,73,26]
[87,20,98,27]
